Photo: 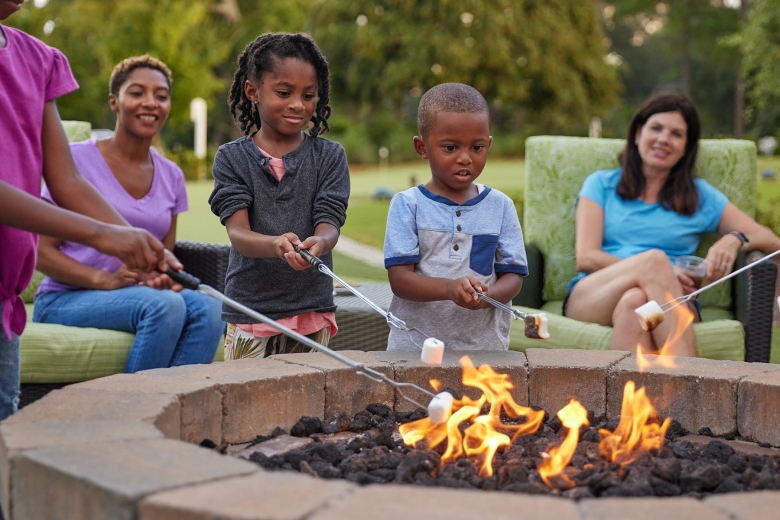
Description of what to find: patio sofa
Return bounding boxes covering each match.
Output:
[509,136,776,362]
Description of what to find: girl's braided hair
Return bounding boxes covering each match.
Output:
[228,32,331,137]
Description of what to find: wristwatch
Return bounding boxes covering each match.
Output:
[728,231,749,252]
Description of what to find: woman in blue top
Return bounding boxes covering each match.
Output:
[564,93,780,356]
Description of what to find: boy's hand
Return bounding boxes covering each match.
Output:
[446,277,488,309]
[274,232,301,263]
[285,235,326,271]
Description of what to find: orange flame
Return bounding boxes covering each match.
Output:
[636,292,694,372]
[599,381,670,467]
[399,356,545,477]
[537,399,589,489]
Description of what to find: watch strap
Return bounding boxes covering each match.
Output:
[728,231,749,251]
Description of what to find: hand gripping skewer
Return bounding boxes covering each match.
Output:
[636,248,780,331]
[165,268,436,410]
[476,291,550,339]
[293,246,435,351]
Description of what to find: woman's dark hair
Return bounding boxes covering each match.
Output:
[228,32,331,137]
[109,55,172,95]
[618,92,701,216]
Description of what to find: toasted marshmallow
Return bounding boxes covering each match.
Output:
[524,314,550,340]
[635,300,664,331]
[428,392,454,424]
[421,338,445,365]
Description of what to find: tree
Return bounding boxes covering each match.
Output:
[743,0,780,136]
[312,0,621,134]
[604,0,743,136]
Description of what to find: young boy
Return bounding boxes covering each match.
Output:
[383,83,528,351]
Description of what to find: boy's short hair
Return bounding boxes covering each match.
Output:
[417,83,490,138]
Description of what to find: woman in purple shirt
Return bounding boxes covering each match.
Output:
[33,56,224,372]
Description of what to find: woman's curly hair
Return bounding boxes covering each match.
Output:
[228,32,331,137]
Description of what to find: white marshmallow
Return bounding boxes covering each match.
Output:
[536,314,550,340]
[421,337,445,365]
[428,392,454,424]
[635,300,665,331]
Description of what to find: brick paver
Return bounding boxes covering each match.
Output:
[139,470,355,520]
[270,350,394,417]
[579,497,731,520]
[526,349,630,416]
[308,484,581,520]
[706,490,780,520]
[0,420,162,519]
[606,355,779,435]
[12,438,257,520]
[737,370,780,445]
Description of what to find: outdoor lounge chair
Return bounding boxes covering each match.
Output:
[510,136,776,362]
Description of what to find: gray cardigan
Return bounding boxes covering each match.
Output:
[209,134,350,322]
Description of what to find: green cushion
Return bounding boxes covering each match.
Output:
[523,136,757,309]
[509,306,745,361]
[61,120,91,143]
[20,303,224,383]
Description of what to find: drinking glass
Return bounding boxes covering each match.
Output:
[674,255,708,289]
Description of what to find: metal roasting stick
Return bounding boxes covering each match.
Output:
[165,268,436,410]
[293,246,433,350]
[660,249,780,314]
[476,291,530,320]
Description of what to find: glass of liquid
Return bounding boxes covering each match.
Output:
[674,255,708,289]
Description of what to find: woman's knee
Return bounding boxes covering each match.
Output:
[636,250,676,282]
[613,288,647,320]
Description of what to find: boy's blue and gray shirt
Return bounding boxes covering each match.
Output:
[384,185,528,351]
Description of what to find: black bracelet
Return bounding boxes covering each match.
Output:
[728,231,749,252]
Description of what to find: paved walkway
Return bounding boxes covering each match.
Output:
[334,235,385,269]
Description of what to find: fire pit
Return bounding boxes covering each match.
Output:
[1,349,780,519]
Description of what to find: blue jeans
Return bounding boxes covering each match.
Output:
[34,287,224,373]
[0,302,20,421]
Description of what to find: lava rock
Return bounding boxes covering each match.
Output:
[370,468,398,481]
[665,420,689,441]
[290,416,323,437]
[497,459,529,488]
[349,411,372,432]
[339,454,369,475]
[727,454,748,474]
[680,465,723,493]
[698,427,714,437]
[283,449,311,471]
[346,471,386,485]
[651,457,681,483]
[366,403,393,417]
[604,416,621,433]
[548,416,563,433]
[305,442,344,466]
[378,451,403,470]
[395,449,441,483]
[502,482,549,494]
[714,475,743,494]
[323,413,351,434]
[270,427,287,438]
[580,428,601,443]
[702,441,735,464]
[199,439,217,449]
[309,460,341,478]
[672,440,699,460]
[649,475,681,496]
[408,408,428,422]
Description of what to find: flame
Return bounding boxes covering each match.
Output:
[599,381,670,467]
[537,399,589,489]
[399,356,545,477]
[636,292,694,372]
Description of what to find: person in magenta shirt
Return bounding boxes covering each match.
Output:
[33,55,224,373]
[0,2,171,420]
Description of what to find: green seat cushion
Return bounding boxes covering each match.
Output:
[509,305,744,361]
[20,303,224,383]
[540,300,734,322]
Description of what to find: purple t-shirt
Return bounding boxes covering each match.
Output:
[37,139,188,293]
[0,26,78,339]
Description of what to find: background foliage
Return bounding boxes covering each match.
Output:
[6,0,779,175]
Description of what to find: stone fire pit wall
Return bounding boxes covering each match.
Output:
[2,349,780,519]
